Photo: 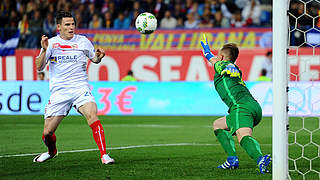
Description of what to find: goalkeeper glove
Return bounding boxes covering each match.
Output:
[200,34,214,61]
[221,64,240,78]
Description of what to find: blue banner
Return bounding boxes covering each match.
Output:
[0,81,319,116]
[0,29,19,56]
[90,82,224,116]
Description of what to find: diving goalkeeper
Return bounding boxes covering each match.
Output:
[200,35,271,174]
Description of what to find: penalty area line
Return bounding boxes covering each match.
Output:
[0,143,271,158]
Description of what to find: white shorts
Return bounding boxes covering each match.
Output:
[44,86,96,119]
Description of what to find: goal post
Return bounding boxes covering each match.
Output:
[272,0,289,179]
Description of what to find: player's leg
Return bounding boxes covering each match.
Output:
[43,115,64,154]
[34,90,73,163]
[236,127,263,163]
[33,115,64,162]
[213,116,238,169]
[213,116,237,157]
[236,101,271,173]
[236,127,271,174]
[235,102,263,163]
[78,102,114,164]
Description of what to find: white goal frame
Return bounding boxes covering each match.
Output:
[272,0,289,179]
[272,0,289,180]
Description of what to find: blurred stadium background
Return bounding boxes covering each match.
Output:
[0,0,319,179]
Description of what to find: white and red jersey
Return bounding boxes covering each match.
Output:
[39,34,95,93]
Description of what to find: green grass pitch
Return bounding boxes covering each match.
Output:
[0,115,317,179]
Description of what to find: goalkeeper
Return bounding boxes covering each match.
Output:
[200,35,271,174]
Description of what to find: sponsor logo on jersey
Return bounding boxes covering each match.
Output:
[49,55,78,63]
[52,43,79,49]
[49,56,57,63]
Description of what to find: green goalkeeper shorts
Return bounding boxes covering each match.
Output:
[226,99,262,135]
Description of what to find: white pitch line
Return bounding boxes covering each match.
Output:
[104,124,182,128]
[0,143,272,158]
[0,143,210,158]
[103,124,214,128]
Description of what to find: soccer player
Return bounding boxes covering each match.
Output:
[33,11,114,164]
[200,35,271,174]
[121,70,137,81]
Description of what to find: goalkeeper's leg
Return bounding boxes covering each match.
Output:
[237,128,262,162]
[237,128,271,173]
[213,117,238,169]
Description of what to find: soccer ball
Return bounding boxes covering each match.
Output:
[135,12,157,34]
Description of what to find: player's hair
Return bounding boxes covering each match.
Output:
[56,11,74,24]
[38,71,45,76]
[128,70,133,76]
[261,68,267,76]
[220,43,239,63]
[266,50,272,57]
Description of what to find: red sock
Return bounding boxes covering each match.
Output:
[90,120,107,157]
[42,133,57,155]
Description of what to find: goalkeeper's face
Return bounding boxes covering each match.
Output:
[218,50,236,63]
[217,51,224,61]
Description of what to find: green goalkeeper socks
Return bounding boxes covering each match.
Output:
[214,129,237,157]
[240,136,263,162]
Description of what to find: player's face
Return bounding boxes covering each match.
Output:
[57,17,75,40]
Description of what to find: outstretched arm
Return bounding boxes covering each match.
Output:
[200,34,219,65]
[90,48,105,64]
[36,35,48,71]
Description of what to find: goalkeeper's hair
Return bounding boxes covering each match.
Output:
[56,11,74,25]
[221,43,239,63]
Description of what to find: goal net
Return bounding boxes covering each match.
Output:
[287,0,320,179]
